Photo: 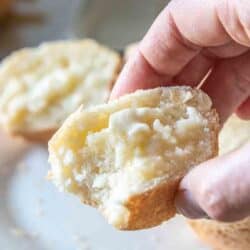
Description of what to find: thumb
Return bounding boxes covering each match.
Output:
[175,142,250,222]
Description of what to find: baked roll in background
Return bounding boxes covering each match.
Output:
[0,39,122,141]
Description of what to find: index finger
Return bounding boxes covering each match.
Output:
[110,0,231,100]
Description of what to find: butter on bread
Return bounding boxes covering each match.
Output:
[0,39,121,141]
[48,86,219,230]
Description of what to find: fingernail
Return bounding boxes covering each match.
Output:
[175,189,209,219]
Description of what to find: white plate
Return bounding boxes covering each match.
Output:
[0,133,210,250]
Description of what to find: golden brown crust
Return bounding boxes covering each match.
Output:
[188,218,250,250]
[118,178,180,230]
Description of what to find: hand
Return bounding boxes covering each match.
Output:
[110,0,250,222]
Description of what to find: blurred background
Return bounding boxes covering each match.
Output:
[0,1,210,250]
[0,0,166,58]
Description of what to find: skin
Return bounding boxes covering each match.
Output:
[110,0,250,222]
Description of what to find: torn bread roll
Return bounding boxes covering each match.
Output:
[48,86,219,230]
[188,115,250,250]
[48,87,219,230]
[0,39,121,141]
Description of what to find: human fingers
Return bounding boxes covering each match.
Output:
[111,0,250,106]
[173,53,214,86]
[175,41,249,86]
[236,97,250,120]
[110,0,227,99]
[202,51,250,123]
[175,142,250,222]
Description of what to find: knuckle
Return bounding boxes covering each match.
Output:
[216,0,250,45]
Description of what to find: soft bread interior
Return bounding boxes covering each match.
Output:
[49,87,218,228]
[0,39,121,135]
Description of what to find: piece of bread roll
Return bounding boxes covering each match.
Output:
[48,86,219,230]
[189,217,250,250]
[188,115,250,250]
[0,40,122,141]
